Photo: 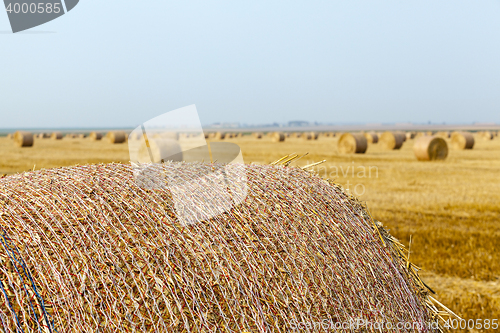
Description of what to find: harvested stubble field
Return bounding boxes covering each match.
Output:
[1,134,499,331]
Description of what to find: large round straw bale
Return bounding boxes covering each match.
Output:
[252,132,263,139]
[35,133,45,139]
[413,136,448,161]
[138,138,182,163]
[65,133,76,139]
[379,131,405,150]
[77,133,87,139]
[310,131,319,140]
[302,132,312,140]
[451,131,474,150]
[338,133,368,154]
[0,163,443,331]
[6,133,12,139]
[106,131,127,144]
[363,132,379,144]
[271,132,285,142]
[13,131,34,147]
[51,132,63,140]
[89,132,103,141]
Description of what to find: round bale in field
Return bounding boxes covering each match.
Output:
[451,131,474,150]
[51,132,63,140]
[406,132,416,140]
[338,133,368,154]
[214,132,226,140]
[271,132,285,142]
[413,136,448,161]
[478,131,493,140]
[6,133,12,139]
[379,131,405,150]
[138,138,183,163]
[363,132,379,144]
[13,131,34,147]
[89,132,103,141]
[252,132,263,139]
[106,131,127,144]
[435,131,450,139]
[0,162,447,331]
[302,132,312,140]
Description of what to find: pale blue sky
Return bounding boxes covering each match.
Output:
[1,0,500,128]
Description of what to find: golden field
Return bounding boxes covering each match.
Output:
[1,133,499,331]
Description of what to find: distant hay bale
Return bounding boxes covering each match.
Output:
[338,133,368,154]
[363,132,379,144]
[138,138,182,163]
[77,134,87,139]
[302,132,312,140]
[406,132,416,140]
[106,131,127,144]
[153,132,179,141]
[51,132,63,140]
[65,133,77,139]
[413,136,448,161]
[451,131,474,150]
[310,131,319,140]
[435,131,450,139]
[379,131,405,150]
[214,132,226,140]
[0,162,446,331]
[6,133,12,139]
[271,132,285,142]
[478,131,493,140]
[252,132,263,139]
[89,132,103,141]
[13,131,34,147]
[414,132,425,139]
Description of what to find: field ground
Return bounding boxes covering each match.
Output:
[1,134,499,331]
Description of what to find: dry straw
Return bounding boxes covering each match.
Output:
[413,136,448,161]
[338,133,368,154]
[271,132,285,142]
[0,162,456,332]
[6,133,12,139]
[89,132,103,141]
[363,132,378,144]
[379,131,405,150]
[252,132,263,139]
[51,132,63,140]
[106,131,127,144]
[13,131,34,147]
[451,131,474,150]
